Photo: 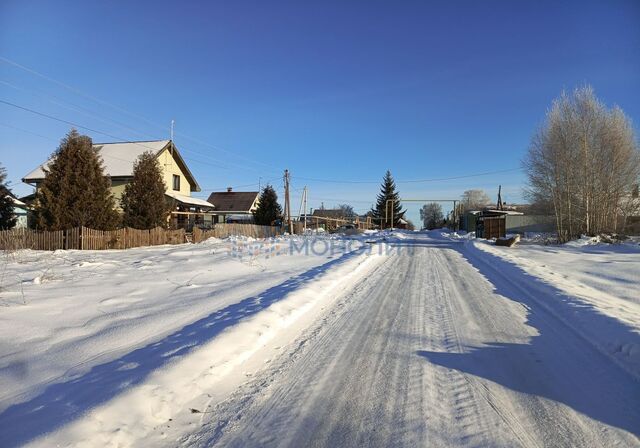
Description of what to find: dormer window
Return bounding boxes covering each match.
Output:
[173,175,180,191]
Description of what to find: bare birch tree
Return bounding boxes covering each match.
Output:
[524,86,640,241]
[420,202,444,230]
[460,190,491,211]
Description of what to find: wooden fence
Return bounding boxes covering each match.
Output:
[192,224,281,242]
[0,228,65,251]
[0,227,186,251]
[1,224,281,251]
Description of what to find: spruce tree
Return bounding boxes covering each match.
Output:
[374,170,405,228]
[34,129,120,230]
[121,152,168,229]
[253,185,282,225]
[0,164,17,230]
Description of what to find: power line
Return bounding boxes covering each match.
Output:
[174,132,280,171]
[0,101,242,173]
[0,55,279,172]
[0,122,57,142]
[394,168,523,183]
[0,99,190,166]
[0,98,138,142]
[199,182,260,192]
[0,56,166,131]
[0,78,160,141]
[199,176,280,192]
[292,168,522,185]
[0,99,274,172]
[0,77,267,172]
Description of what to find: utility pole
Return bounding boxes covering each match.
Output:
[453,199,458,231]
[496,185,503,211]
[296,186,308,233]
[303,186,308,232]
[284,169,293,234]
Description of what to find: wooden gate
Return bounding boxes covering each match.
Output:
[476,216,506,239]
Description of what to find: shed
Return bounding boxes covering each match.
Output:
[475,210,522,239]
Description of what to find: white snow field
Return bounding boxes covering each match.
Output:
[0,231,638,447]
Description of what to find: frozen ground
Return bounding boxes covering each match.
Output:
[452,231,640,376]
[0,231,638,447]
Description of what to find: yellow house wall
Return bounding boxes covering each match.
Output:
[157,147,191,196]
[30,147,193,212]
[110,180,127,203]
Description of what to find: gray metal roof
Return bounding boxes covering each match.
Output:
[207,191,259,213]
[22,140,201,193]
[23,140,170,181]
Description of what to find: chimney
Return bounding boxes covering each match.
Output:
[227,187,232,192]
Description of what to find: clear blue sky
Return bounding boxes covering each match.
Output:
[1,0,639,224]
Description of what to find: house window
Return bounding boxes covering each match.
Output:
[172,175,180,191]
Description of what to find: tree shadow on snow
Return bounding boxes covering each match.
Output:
[0,248,364,447]
[416,238,640,437]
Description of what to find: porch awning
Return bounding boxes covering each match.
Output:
[166,192,214,209]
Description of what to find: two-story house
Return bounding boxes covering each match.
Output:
[22,140,215,228]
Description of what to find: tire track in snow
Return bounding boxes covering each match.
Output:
[184,235,640,447]
[434,246,639,447]
[181,255,396,447]
[432,249,539,448]
[425,249,503,447]
[194,245,508,447]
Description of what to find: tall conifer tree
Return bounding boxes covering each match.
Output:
[373,170,405,227]
[0,164,17,230]
[34,130,120,230]
[253,185,282,225]
[121,152,169,229]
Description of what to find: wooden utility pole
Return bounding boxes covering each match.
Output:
[452,199,458,231]
[284,169,293,234]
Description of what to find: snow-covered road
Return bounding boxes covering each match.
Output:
[187,234,639,447]
[2,232,639,447]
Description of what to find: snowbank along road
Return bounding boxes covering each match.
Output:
[1,232,639,447]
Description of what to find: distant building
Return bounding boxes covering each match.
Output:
[395,218,409,230]
[207,188,260,223]
[6,195,28,229]
[462,208,555,238]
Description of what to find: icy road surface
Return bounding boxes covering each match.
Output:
[186,234,640,447]
[1,232,638,447]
